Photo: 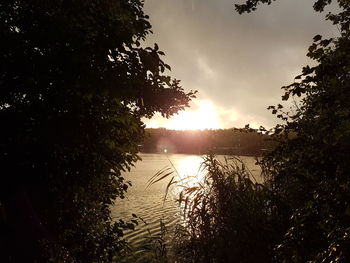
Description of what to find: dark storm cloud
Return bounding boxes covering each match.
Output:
[143,0,337,128]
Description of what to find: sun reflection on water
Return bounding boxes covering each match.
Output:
[171,155,206,194]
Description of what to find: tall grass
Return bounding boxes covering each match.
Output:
[170,155,285,263]
[141,155,287,262]
[121,219,170,263]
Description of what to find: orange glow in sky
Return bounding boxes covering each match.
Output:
[145,99,245,130]
[166,100,220,130]
[143,98,265,130]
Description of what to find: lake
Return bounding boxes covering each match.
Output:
[110,153,261,248]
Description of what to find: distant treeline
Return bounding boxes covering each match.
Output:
[141,128,270,156]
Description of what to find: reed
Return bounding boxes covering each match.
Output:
[171,155,284,263]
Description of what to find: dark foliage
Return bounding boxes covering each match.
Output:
[0,1,195,262]
[237,0,350,262]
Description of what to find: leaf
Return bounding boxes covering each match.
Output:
[147,171,174,188]
[313,34,322,42]
[154,43,159,51]
[320,38,332,47]
[164,64,171,71]
[147,167,172,185]
[164,177,177,202]
[178,190,184,205]
[126,223,135,230]
[282,93,289,101]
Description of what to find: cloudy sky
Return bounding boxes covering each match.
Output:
[142,0,337,129]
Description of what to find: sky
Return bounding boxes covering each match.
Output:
[142,0,337,130]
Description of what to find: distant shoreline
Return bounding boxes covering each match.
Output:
[139,150,263,158]
[140,128,269,158]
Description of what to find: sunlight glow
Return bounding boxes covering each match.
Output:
[143,99,265,130]
[174,155,206,190]
[166,100,221,130]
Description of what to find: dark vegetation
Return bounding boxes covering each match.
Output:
[141,128,269,156]
[1,0,349,262]
[167,0,350,262]
[172,156,284,263]
[0,1,195,262]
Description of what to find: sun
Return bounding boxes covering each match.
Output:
[165,100,221,130]
[144,99,242,130]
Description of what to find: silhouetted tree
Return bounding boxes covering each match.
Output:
[0,1,195,262]
[237,0,350,261]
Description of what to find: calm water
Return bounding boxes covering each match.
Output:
[110,153,261,247]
